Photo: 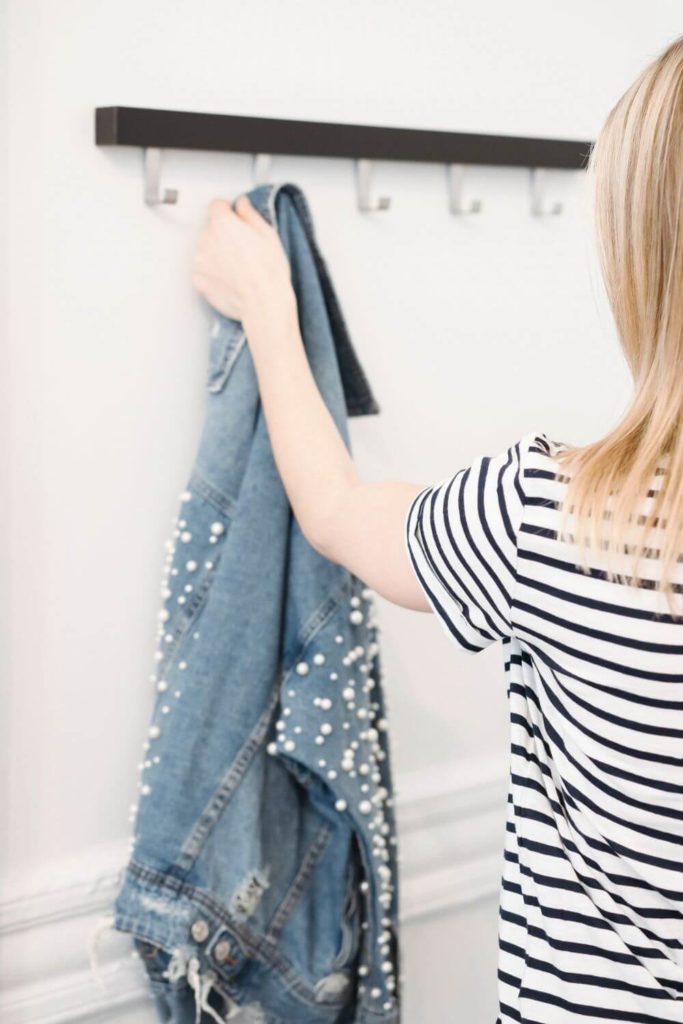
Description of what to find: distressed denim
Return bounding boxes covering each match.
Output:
[95,183,401,1023]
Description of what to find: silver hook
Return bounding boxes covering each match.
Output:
[445,163,482,216]
[252,153,272,187]
[529,167,562,217]
[354,159,391,213]
[143,148,178,206]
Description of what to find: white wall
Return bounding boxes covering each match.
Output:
[2,2,681,1021]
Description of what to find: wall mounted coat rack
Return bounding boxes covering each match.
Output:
[95,106,593,216]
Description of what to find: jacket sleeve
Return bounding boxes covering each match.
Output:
[404,433,533,654]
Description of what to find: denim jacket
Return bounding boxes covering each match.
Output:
[98,183,401,1024]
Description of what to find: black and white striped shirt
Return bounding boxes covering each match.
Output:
[404,430,683,1023]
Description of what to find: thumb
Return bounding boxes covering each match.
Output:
[234,193,270,232]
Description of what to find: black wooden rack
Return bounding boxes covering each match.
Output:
[94,105,593,212]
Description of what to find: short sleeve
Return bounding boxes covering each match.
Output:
[404,432,535,654]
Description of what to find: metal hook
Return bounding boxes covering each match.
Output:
[445,163,482,216]
[252,153,272,187]
[354,159,391,213]
[143,148,178,206]
[529,167,562,217]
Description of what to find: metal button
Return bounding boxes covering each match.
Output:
[213,938,233,963]
[190,918,210,943]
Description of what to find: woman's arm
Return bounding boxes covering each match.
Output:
[191,194,431,613]
[244,300,430,612]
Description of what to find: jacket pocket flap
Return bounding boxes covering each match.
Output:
[207,316,247,394]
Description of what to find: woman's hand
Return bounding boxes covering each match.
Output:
[191,194,295,325]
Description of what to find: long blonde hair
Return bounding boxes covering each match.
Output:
[555,35,683,620]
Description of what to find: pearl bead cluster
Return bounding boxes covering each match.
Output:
[127,487,228,846]
[266,584,399,1009]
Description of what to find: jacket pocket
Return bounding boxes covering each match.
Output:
[154,469,235,679]
[207,316,247,394]
[331,839,363,971]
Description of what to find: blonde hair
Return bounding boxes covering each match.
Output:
[555,35,683,619]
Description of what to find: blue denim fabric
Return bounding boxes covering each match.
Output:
[109,183,401,1023]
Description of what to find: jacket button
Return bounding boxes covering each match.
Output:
[213,939,233,963]
[190,919,210,942]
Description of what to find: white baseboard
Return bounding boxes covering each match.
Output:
[0,758,507,1024]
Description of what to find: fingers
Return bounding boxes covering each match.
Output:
[234,193,271,233]
[207,197,232,223]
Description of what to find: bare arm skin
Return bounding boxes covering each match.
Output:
[191,195,432,613]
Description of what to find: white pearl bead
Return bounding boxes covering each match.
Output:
[350,596,361,608]
[358,965,369,977]
[157,680,168,692]
[342,687,354,701]
[320,723,332,735]
[149,725,161,739]
[178,661,187,670]
[266,742,278,756]
[350,610,364,625]
[295,661,309,676]
[284,739,296,752]
[313,653,325,665]
[329,672,338,681]
[359,800,372,814]
[360,880,369,893]
[335,799,347,812]
[158,609,170,622]
[161,705,170,714]
[210,522,225,536]
[319,697,332,710]
[180,531,192,543]
[315,735,325,745]
[204,561,214,569]
[141,784,151,796]
[327,769,337,780]
[185,560,197,572]
[181,491,192,502]
[335,635,343,644]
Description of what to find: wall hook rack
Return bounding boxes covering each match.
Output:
[143,147,178,205]
[252,153,272,187]
[445,163,482,216]
[354,159,391,212]
[96,107,592,213]
[529,167,563,217]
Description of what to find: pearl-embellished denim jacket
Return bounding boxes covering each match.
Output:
[100,183,401,1024]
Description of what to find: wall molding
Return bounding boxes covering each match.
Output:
[0,757,507,1024]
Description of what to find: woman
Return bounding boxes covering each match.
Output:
[191,34,683,1024]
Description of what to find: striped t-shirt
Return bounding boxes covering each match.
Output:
[404,429,683,1023]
